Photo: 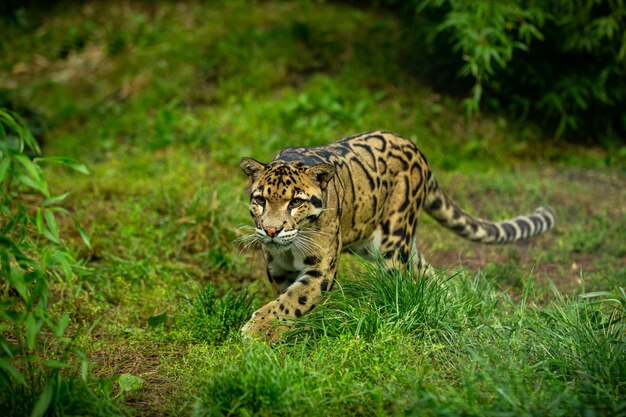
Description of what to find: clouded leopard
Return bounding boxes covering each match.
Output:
[239,131,555,341]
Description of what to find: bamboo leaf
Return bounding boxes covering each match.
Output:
[34,156,90,175]
[25,313,40,350]
[30,382,53,417]
[16,174,49,197]
[77,349,89,381]
[74,217,92,248]
[41,229,60,244]
[44,210,60,242]
[7,268,30,303]
[44,359,71,369]
[14,154,41,182]
[0,357,26,386]
[43,192,70,206]
[54,314,70,338]
[0,157,11,184]
[36,208,44,234]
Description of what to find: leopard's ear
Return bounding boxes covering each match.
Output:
[240,158,266,180]
[306,163,335,189]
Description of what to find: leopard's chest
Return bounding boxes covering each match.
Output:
[266,247,309,274]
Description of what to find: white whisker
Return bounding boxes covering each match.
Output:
[292,240,308,257]
[295,234,325,255]
[233,233,263,254]
[298,233,322,245]
[236,224,256,232]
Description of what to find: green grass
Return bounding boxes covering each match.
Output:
[1,1,625,416]
[191,268,625,417]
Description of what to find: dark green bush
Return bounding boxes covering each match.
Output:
[374,0,626,142]
[0,109,125,416]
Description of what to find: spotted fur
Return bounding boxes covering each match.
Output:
[239,131,555,341]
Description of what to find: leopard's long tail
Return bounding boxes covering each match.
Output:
[424,177,555,244]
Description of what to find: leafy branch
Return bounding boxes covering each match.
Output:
[0,108,92,416]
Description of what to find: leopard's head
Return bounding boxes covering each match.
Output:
[240,158,335,251]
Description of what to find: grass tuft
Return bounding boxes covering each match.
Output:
[288,262,492,342]
[174,285,256,345]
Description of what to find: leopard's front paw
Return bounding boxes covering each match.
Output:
[241,301,290,343]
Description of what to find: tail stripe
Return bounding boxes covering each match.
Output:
[501,223,516,241]
[515,219,532,239]
[529,216,544,235]
[425,177,555,244]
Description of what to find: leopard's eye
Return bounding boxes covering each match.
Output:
[289,198,305,208]
[253,196,266,206]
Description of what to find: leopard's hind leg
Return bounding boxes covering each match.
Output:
[375,167,433,277]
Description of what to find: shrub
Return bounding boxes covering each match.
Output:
[378,0,626,142]
[0,109,124,416]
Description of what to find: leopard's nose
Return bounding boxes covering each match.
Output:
[265,227,282,238]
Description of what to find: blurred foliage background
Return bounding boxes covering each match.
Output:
[3,0,626,146]
[363,0,626,143]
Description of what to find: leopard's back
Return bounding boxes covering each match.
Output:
[274,130,555,250]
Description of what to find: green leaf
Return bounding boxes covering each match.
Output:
[74,217,91,248]
[43,209,60,243]
[0,156,11,184]
[0,356,26,386]
[118,373,144,393]
[48,249,73,280]
[34,156,90,175]
[580,291,612,299]
[30,381,52,417]
[44,359,70,369]
[43,192,70,206]
[25,313,41,350]
[54,314,70,338]
[14,154,41,182]
[7,268,30,303]
[77,349,89,381]
[41,229,59,244]
[48,206,70,215]
[148,312,167,328]
[35,207,44,234]
[16,173,49,197]
[0,110,39,154]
